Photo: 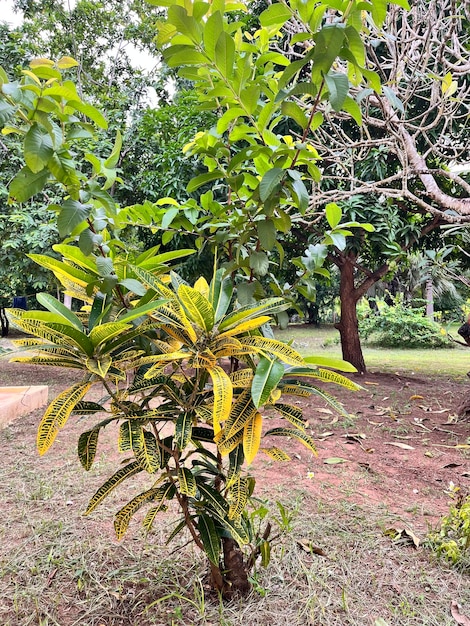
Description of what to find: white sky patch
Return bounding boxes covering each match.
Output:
[1,0,23,27]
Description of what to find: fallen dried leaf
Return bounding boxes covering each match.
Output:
[324,457,348,464]
[451,600,470,626]
[442,463,462,469]
[384,526,420,548]
[364,381,379,385]
[424,450,434,458]
[296,540,328,557]
[385,442,415,450]
[409,394,424,400]
[342,432,366,439]
[318,431,334,439]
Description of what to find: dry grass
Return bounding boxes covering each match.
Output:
[1,336,469,625]
[1,406,469,626]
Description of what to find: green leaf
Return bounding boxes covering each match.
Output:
[252,357,284,408]
[311,26,346,84]
[57,199,91,238]
[342,96,362,125]
[260,3,292,27]
[168,4,202,43]
[325,203,342,228]
[370,0,387,25]
[161,207,179,229]
[118,300,167,323]
[119,279,147,297]
[0,100,14,124]
[187,170,224,193]
[198,514,221,565]
[324,72,349,111]
[281,101,308,129]
[69,100,108,129]
[36,293,83,330]
[249,251,270,276]
[259,168,284,202]
[203,11,224,60]
[257,219,277,251]
[104,129,122,168]
[382,86,404,113]
[215,31,235,79]
[290,178,309,214]
[303,355,357,372]
[24,124,54,173]
[9,166,49,203]
[209,268,233,322]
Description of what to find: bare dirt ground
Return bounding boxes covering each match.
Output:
[1,334,469,625]
[255,370,470,532]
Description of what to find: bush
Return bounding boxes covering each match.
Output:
[426,485,470,569]
[359,300,451,348]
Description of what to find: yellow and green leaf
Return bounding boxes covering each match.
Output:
[77,428,100,470]
[261,446,291,461]
[84,461,142,515]
[208,365,233,434]
[243,411,263,465]
[239,336,305,366]
[228,476,249,520]
[37,382,92,455]
[178,284,215,331]
[135,431,161,473]
[178,467,197,496]
[265,427,317,455]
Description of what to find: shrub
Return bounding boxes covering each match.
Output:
[426,485,470,569]
[9,257,361,597]
[359,300,451,349]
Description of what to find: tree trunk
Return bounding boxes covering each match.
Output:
[425,278,434,320]
[335,256,367,374]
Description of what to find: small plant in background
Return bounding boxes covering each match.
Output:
[359,297,451,349]
[426,483,470,569]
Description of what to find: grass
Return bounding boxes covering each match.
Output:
[275,324,470,377]
[1,405,469,626]
[1,440,469,626]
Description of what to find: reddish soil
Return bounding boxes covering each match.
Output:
[1,340,469,536]
[254,371,470,533]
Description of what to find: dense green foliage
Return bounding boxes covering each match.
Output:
[359,299,451,349]
[427,487,470,569]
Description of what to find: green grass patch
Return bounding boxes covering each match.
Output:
[275,324,470,378]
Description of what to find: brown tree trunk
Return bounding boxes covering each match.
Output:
[335,256,367,374]
[221,537,251,598]
[333,253,389,375]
